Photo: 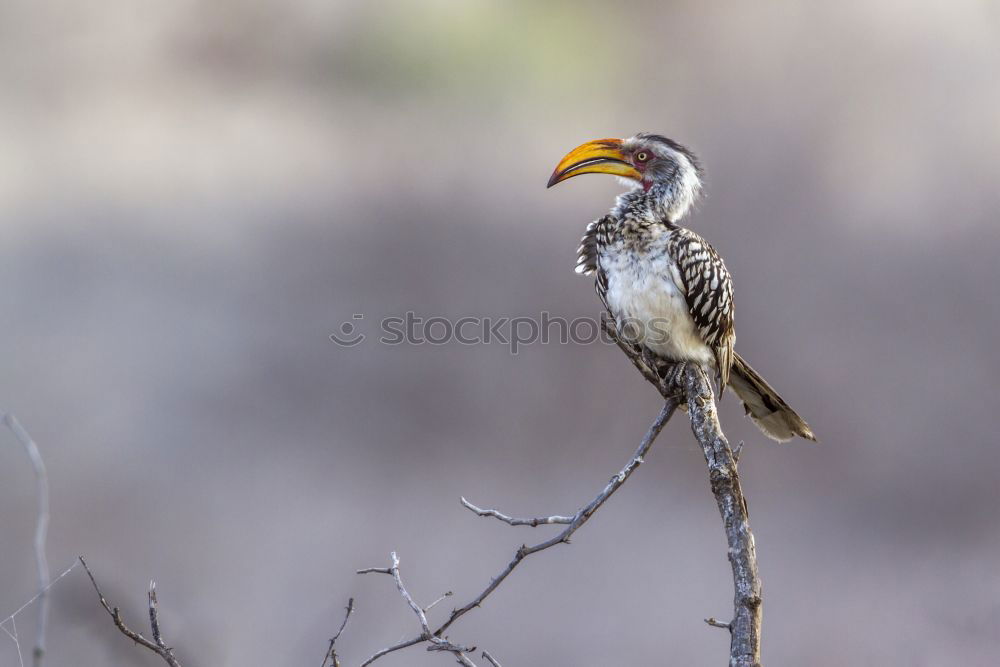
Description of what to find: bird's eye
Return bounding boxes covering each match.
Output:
[635,151,649,163]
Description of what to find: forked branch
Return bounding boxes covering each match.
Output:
[355,399,678,664]
[79,557,181,667]
[357,552,479,666]
[353,319,760,666]
[81,317,762,667]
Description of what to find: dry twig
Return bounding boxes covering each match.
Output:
[357,552,479,666]
[79,557,181,667]
[321,598,355,667]
[481,650,503,666]
[355,399,678,665]
[423,591,453,614]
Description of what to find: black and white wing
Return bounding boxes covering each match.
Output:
[575,215,615,276]
[668,228,736,389]
[575,215,615,311]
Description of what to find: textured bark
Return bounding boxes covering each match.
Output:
[604,320,763,665]
[683,365,762,667]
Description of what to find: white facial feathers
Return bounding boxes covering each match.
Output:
[662,148,702,220]
[617,134,703,222]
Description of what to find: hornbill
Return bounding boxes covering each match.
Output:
[548,133,815,442]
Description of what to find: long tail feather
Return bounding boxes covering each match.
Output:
[728,353,817,443]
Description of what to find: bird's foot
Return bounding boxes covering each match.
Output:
[661,361,690,397]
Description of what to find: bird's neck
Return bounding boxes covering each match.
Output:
[612,178,697,225]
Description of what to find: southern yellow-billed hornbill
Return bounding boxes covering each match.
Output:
[548,134,815,442]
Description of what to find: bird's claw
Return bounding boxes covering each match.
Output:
[662,361,689,392]
[640,347,662,376]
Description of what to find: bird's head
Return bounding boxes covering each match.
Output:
[547,133,703,222]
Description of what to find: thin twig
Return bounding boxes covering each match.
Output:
[321,598,354,667]
[357,636,424,666]
[2,414,50,667]
[460,499,574,527]
[481,650,503,666]
[423,591,453,614]
[704,617,731,629]
[442,399,676,638]
[388,553,432,635]
[148,582,166,649]
[79,557,182,667]
[445,650,477,667]
[357,400,677,665]
[358,552,480,666]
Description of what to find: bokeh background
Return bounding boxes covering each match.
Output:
[2,1,999,665]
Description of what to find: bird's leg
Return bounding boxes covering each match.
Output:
[640,346,663,379]
[644,349,687,401]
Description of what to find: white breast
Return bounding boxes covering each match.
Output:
[601,239,715,366]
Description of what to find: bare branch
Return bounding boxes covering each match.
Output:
[332,599,354,644]
[389,552,432,634]
[148,582,166,650]
[601,317,665,387]
[681,365,762,666]
[321,598,354,667]
[606,319,763,666]
[358,552,480,666]
[2,414,50,667]
[460,499,574,526]
[439,649,477,667]
[355,399,677,665]
[426,638,476,654]
[423,591,453,614]
[359,636,424,666]
[481,650,503,666]
[79,557,181,667]
[436,399,677,638]
[350,319,760,666]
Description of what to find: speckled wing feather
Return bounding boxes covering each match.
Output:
[576,215,615,311]
[575,215,614,277]
[667,228,735,390]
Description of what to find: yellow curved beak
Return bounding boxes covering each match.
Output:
[546,138,641,188]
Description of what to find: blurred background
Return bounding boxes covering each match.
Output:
[1,1,999,665]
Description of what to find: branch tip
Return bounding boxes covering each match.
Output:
[356,400,680,664]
